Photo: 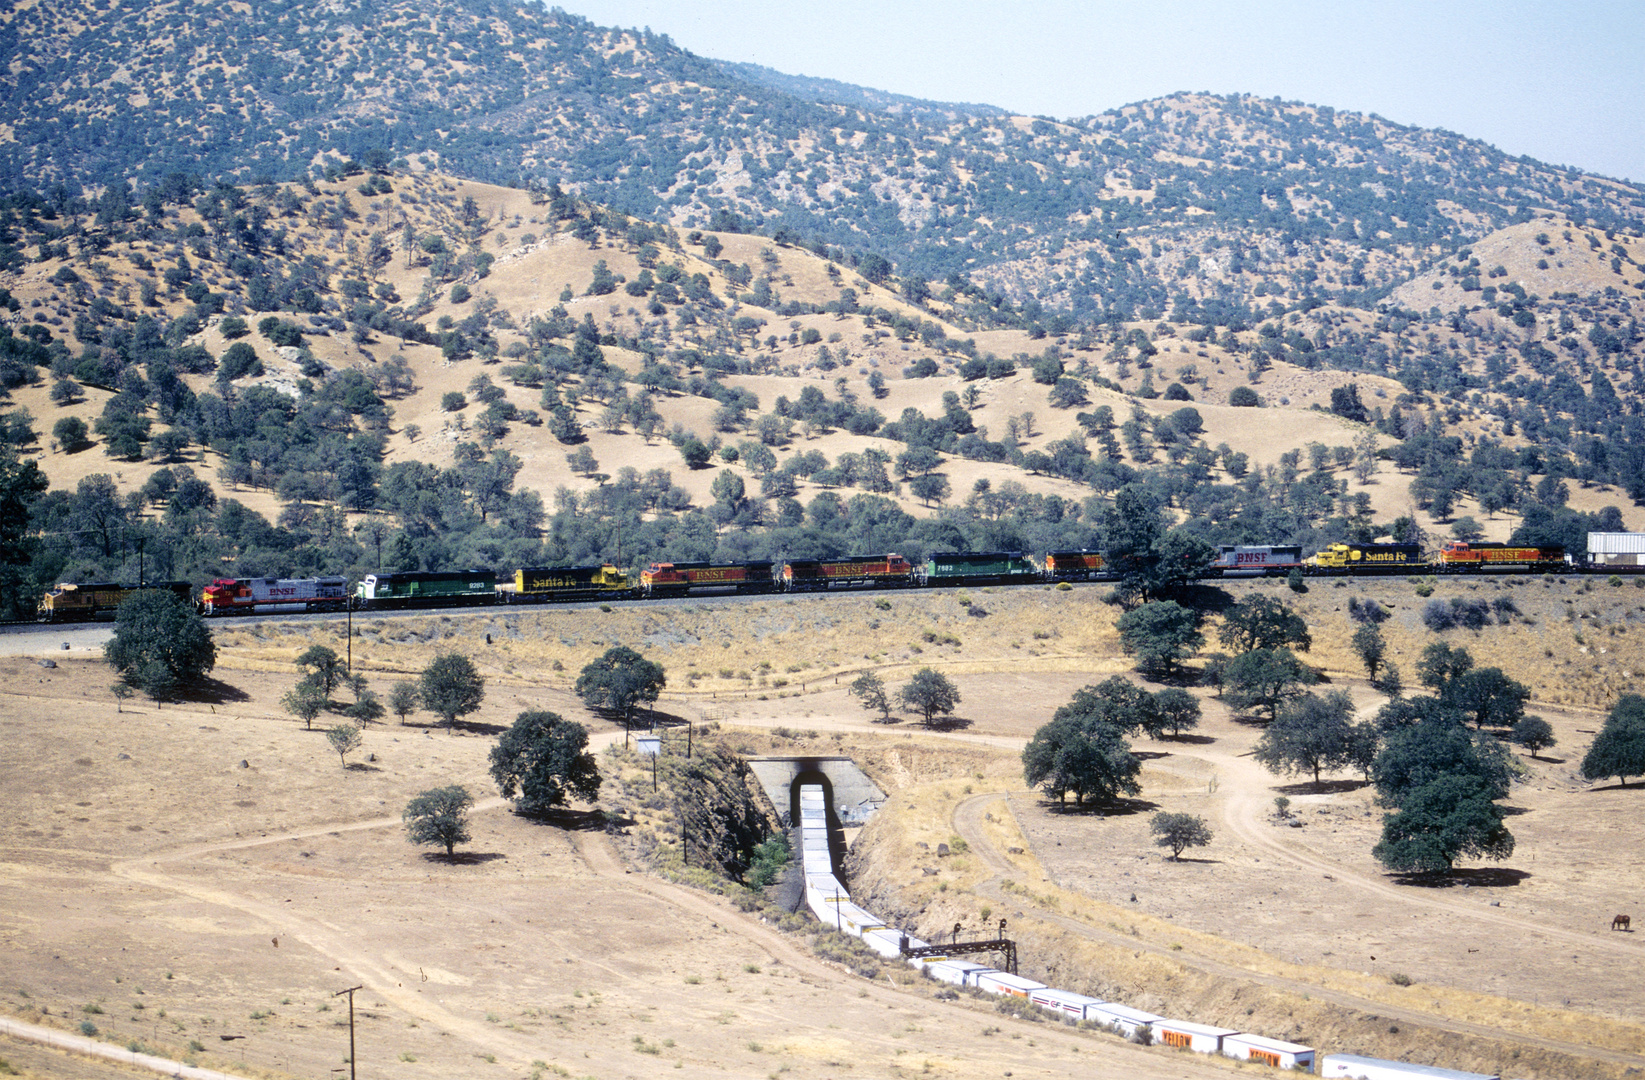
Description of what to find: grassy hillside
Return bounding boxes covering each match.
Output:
[0,157,1637,613]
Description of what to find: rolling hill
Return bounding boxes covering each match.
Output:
[0,0,1642,614]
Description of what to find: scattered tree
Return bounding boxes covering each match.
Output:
[1116,600,1203,676]
[420,653,487,733]
[1416,641,1473,694]
[848,671,893,722]
[1370,660,1404,699]
[388,681,421,724]
[1218,595,1311,654]
[489,711,601,813]
[104,589,216,703]
[1373,774,1515,874]
[403,785,475,857]
[281,676,328,729]
[897,668,960,726]
[1373,716,1514,809]
[1580,694,1645,786]
[1222,647,1315,722]
[326,723,362,767]
[295,645,345,699]
[575,646,666,727]
[1022,713,1141,807]
[1152,687,1201,739]
[1351,622,1386,680]
[1150,812,1213,860]
[1447,666,1529,729]
[1253,689,1357,786]
[1510,716,1556,758]
[110,681,133,712]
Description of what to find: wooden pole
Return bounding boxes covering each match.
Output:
[333,985,362,1080]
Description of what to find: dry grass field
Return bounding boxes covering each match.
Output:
[3,577,1645,1079]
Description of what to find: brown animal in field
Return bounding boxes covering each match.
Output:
[1612,914,1631,931]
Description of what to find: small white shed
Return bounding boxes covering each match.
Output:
[1223,1033,1316,1069]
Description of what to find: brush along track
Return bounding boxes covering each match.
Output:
[951,792,1645,1071]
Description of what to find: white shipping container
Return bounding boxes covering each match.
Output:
[1084,1003,1162,1038]
[973,971,1046,998]
[859,928,906,959]
[1321,1054,1499,1080]
[922,960,989,986]
[1150,1018,1236,1054]
[1029,989,1104,1018]
[1588,532,1645,555]
[1222,1033,1316,1069]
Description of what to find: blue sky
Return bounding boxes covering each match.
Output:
[563,0,1645,183]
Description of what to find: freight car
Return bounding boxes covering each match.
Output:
[1319,1054,1498,1080]
[922,551,1040,587]
[1042,550,1106,582]
[639,560,777,598]
[38,580,194,622]
[1437,540,1566,572]
[792,782,1331,1070]
[1309,542,1424,573]
[200,576,350,616]
[354,570,497,609]
[781,553,915,591]
[509,564,632,603]
[1210,545,1303,577]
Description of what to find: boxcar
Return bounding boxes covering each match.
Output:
[1309,542,1424,573]
[39,581,193,622]
[1319,1054,1498,1080]
[639,561,776,598]
[355,570,497,609]
[510,564,632,603]
[1150,1019,1237,1054]
[923,551,1039,587]
[1028,988,1105,1021]
[1084,1002,1162,1039]
[782,554,915,591]
[1221,1033,1316,1070]
[1043,550,1106,582]
[1437,541,1565,572]
[200,576,349,615]
[1210,545,1303,576]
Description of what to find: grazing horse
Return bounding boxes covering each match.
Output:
[1613,914,1631,931]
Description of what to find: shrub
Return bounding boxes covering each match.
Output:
[440,391,467,412]
[1229,385,1260,407]
[1449,598,1492,630]
[1421,600,1456,631]
[1347,596,1390,624]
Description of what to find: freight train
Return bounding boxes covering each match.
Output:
[795,783,1499,1079]
[39,536,1632,622]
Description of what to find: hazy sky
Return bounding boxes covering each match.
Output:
[562,0,1645,184]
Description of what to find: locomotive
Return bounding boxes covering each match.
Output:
[35,535,1624,623]
[37,580,193,622]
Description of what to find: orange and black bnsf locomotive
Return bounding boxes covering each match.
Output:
[35,539,1607,622]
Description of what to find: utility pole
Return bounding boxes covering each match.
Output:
[333,985,362,1080]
